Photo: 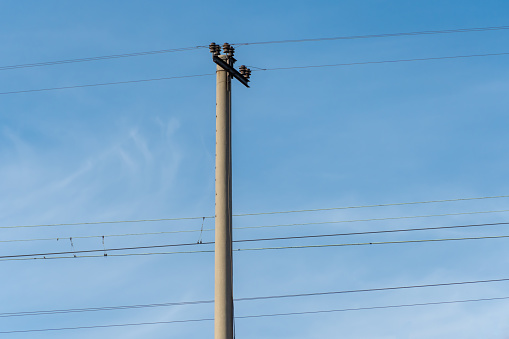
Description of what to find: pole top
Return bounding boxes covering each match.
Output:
[210,42,251,87]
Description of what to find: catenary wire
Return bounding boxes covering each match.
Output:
[0,215,214,230]
[232,208,509,232]
[0,296,508,334]
[232,194,509,217]
[1,52,509,95]
[2,194,508,230]
[1,25,508,72]
[4,232,509,261]
[1,277,507,318]
[236,234,509,253]
[0,242,214,259]
[2,220,509,245]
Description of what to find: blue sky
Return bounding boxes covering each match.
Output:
[1,1,509,338]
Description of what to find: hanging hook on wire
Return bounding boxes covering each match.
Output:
[102,236,107,257]
[69,237,77,258]
[197,217,205,244]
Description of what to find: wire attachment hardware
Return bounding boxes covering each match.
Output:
[210,42,250,88]
[209,42,221,56]
[239,65,251,80]
[222,43,234,58]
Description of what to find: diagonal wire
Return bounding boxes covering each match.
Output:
[235,234,509,253]
[0,46,206,71]
[0,73,214,95]
[1,277,508,317]
[232,25,509,46]
[4,232,509,261]
[250,52,509,72]
[0,215,214,230]
[2,194,509,230]
[233,208,509,232]
[1,220,509,244]
[2,25,508,72]
[232,194,509,217]
[1,52,509,95]
[0,295,508,333]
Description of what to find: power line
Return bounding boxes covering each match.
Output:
[0,215,213,230]
[0,241,214,259]
[1,51,509,95]
[233,194,509,217]
[0,250,214,261]
[3,220,508,244]
[0,317,215,334]
[2,277,507,318]
[2,25,508,72]
[4,231,509,261]
[0,46,206,71]
[236,278,509,301]
[237,233,509,253]
[4,219,509,259]
[1,295,507,334]
[232,25,509,46]
[0,73,214,95]
[2,194,508,230]
[235,221,509,244]
[236,296,509,319]
[233,208,509,232]
[252,52,509,72]
[0,230,205,243]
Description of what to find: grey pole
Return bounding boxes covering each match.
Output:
[215,53,233,339]
[210,42,250,339]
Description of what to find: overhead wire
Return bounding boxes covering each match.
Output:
[234,221,509,244]
[1,25,508,72]
[1,52,509,95]
[0,73,214,95]
[3,220,509,244]
[0,215,213,230]
[1,277,508,318]
[236,295,509,319]
[232,194,509,217]
[1,193,508,230]
[0,46,206,71]
[250,52,509,72]
[4,231,509,261]
[232,25,509,46]
[236,233,509,252]
[1,295,508,333]
[232,208,509,232]
[0,242,214,259]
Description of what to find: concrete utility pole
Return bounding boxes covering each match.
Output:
[209,42,250,339]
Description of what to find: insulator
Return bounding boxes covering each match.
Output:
[239,65,247,75]
[209,43,221,56]
[222,43,231,55]
[209,42,217,54]
[245,69,251,79]
[227,46,235,58]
